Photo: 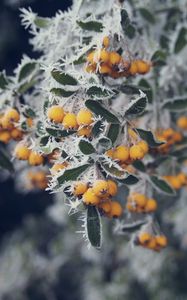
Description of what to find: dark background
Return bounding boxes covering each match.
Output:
[0,0,72,239]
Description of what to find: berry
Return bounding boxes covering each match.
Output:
[77,126,92,137]
[136,60,151,74]
[145,198,158,213]
[76,109,93,126]
[130,193,147,208]
[107,180,118,196]
[15,144,31,160]
[47,105,65,123]
[5,108,20,123]
[11,128,23,140]
[83,188,100,205]
[138,140,149,154]
[138,232,152,245]
[129,144,145,160]
[147,237,157,250]
[74,182,88,196]
[109,52,121,66]
[103,36,110,48]
[92,180,109,197]
[99,49,110,63]
[129,61,138,75]
[155,235,168,248]
[28,151,44,166]
[99,63,112,74]
[99,200,111,214]
[50,162,68,174]
[0,131,11,144]
[105,149,114,158]
[108,201,123,218]
[113,145,129,162]
[177,116,187,130]
[62,113,78,129]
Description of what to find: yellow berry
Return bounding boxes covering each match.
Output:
[15,144,31,160]
[129,144,145,160]
[5,108,20,123]
[76,109,93,126]
[129,61,138,75]
[74,181,88,196]
[136,60,151,74]
[87,51,96,63]
[103,36,110,48]
[100,49,110,63]
[99,63,112,74]
[11,128,23,140]
[145,198,158,213]
[83,188,100,205]
[138,232,152,245]
[146,237,157,250]
[77,126,92,137]
[99,200,111,214]
[62,113,78,129]
[109,51,121,66]
[138,140,149,154]
[85,64,97,73]
[107,180,118,196]
[105,149,114,158]
[1,117,14,130]
[0,131,11,144]
[108,201,123,218]
[50,162,68,174]
[130,193,147,208]
[177,173,187,185]
[47,105,65,123]
[113,145,129,162]
[28,151,44,166]
[177,116,187,130]
[155,235,168,248]
[92,180,109,197]
[169,176,182,190]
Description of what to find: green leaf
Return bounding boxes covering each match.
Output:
[37,121,46,136]
[86,86,115,99]
[121,220,147,233]
[150,175,175,195]
[107,124,120,145]
[18,62,37,82]
[50,88,76,98]
[0,148,14,172]
[170,146,187,158]
[77,20,103,32]
[162,97,187,111]
[133,161,146,172]
[0,72,9,89]
[34,17,50,28]
[97,137,112,151]
[125,92,147,116]
[86,206,102,249]
[51,69,78,86]
[57,164,90,185]
[118,174,139,185]
[121,9,136,39]
[46,128,76,138]
[174,27,187,54]
[139,8,155,24]
[18,79,36,94]
[92,120,103,137]
[85,100,120,124]
[138,79,153,103]
[135,128,164,147]
[79,140,96,155]
[151,50,167,66]
[100,160,127,179]
[23,107,36,118]
[73,55,86,65]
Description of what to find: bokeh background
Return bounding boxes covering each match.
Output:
[0,1,187,300]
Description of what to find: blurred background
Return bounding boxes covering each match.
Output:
[0,1,187,300]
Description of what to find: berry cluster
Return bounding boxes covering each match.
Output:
[163,173,187,190]
[137,232,168,252]
[86,36,151,78]
[126,193,157,213]
[156,128,183,154]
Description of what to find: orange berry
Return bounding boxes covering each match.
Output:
[136,60,151,74]
[76,109,93,126]
[11,128,23,140]
[169,176,182,190]
[129,61,138,75]
[138,140,149,154]
[85,64,97,73]
[146,237,157,250]
[28,151,44,166]
[73,181,88,196]
[99,63,112,74]
[47,105,65,123]
[155,235,168,248]
[145,198,158,213]
[103,36,110,48]
[108,201,123,218]
[77,126,92,137]
[62,113,78,129]
[83,188,100,205]
[92,180,109,197]
[0,131,11,144]
[109,52,121,66]
[50,162,68,174]
[15,144,31,160]
[26,118,33,128]
[138,232,152,245]
[107,180,118,196]
[177,173,187,185]
[130,193,147,208]
[129,144,145,160]
[99,49,110,63]
[105,149,114,158]
[5,108,20,123]
[113,145,129,162]
[177,116,187,130]
[99,200,111,214]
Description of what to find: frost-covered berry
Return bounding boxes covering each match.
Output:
[129,61,138,75]
[47,105,65,123]
[4,108,20,123]
[102,36,110,48]
[108,51,121,66]
[76,109,93,126]
[83,188,100,205]
[99,200,111,214]
[62,113,78,129]
[28,151,44,166]
[77,126,92,137]
[113,145,129,162]
[73,181,88,196]
[108,201,123,218]
[107,180,118,196]
[15,144,31,160]
[129,144,145,160]
[50,162,68,174]
[138,140,149,154]
[92,180,109,197]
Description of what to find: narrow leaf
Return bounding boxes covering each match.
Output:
[107,124,120,144]
[50,88,76,97]
[51,69,78,86]
[86,206,102,249]
[162,97,187,111]
[57,164,90,185]
[18,62,37,82]
[135,128,164,147]
[77,20,103,32]
[150,175,175,195]
[79,140,96,155]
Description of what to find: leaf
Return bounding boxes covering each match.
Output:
[34,17,50,28]
[57,164,90,185]
[23,107,36,118]
[122,220,147,233]
[149,175,175,195]
[18,79,36,94]
[100,159,128,179]
[50,88,76,98]
[77,20,103,32]
[18,62,37,82]
[135,128,164,147]
[86,86,115,99]
[170,146,187,158]
[139,8,155,24]
[37,121,46,136]
[73,55,86,65]
[85,100,120,124]
[174,27,187,54]
[138,79,153,103]
[133,161,146,172]
[162,97,187,111]
[79,140,96,155]
[0,72,9,89]
[121,9,136,39]
[107,124,120,145]
[0,148,14,172]
[51,69,78,86]
[92,120,103,137]
[151,50,167,66]
[86,206,102,249]
[125,91,147,116]
[118,174,139,185]
[97,137,112,152]
[46,128,76,138]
